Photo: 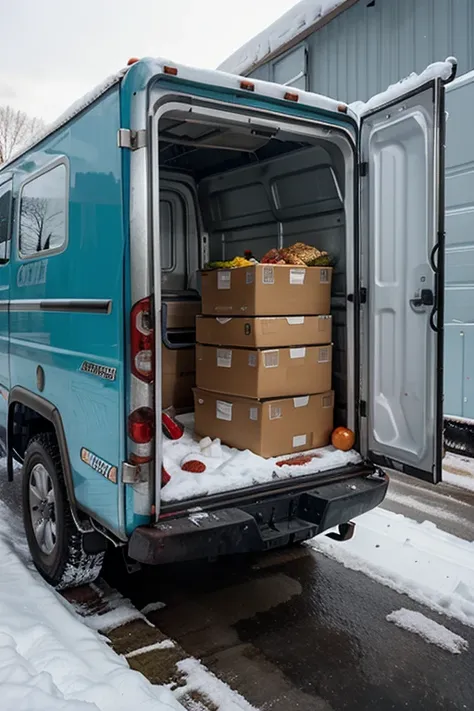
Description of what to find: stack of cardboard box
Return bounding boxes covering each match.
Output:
[161,297,201,410]
[194,264,334,458]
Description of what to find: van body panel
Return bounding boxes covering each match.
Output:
[5,88,127,537]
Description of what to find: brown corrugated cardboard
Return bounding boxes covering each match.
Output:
[163,300,201,329]
[162,345,195,410]
[201,265,332,316]
[196,315,332,348]
[194,388,334,458]
[196,343,332,399]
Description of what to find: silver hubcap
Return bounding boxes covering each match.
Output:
[29,463,57,555]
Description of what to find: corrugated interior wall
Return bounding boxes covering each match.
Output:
[198,143,348,425]
[251,0,474,102]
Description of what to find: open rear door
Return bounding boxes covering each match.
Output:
[360,66,456,483]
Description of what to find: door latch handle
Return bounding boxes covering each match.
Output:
[410,288,434,312]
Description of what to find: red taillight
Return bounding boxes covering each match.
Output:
[131,297,154,383]
[128,407,154,443]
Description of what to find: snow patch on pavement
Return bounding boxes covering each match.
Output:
[0,501,183,711]
[386,489,463,523]
[175,658,257,711]
[141,601,167,615]
[443,470,474,493]
[443,453,474,493]
[125,640,175,659]
[84,603,150,633]
[386,608,469,655]
[308,507,474,628]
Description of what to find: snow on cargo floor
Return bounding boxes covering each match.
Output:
[161,414,360,502]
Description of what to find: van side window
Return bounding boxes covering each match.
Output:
[0,181,12,262]
[160,200,174,271]
[19,163,67,258]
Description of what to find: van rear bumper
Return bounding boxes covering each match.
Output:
[128,469,389,565]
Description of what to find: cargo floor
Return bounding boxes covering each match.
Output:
[161,414,361,503]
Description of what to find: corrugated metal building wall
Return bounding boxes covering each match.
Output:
[250,0,474,420]
[250,0,474,100]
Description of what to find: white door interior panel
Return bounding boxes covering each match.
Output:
[360,83,444,482]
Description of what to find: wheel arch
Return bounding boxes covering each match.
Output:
[8,386,92,534]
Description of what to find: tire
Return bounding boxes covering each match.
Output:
[22,433,105,590]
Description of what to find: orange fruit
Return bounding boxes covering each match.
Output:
[331,427,355,452]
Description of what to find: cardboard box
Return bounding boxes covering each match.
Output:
[201,265,332,316]
[194,388,334,458]
[196,315,332,348]
[161,345,195,410]
[163,299,201,330]
[196,344,332,399]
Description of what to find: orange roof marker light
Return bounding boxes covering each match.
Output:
[338,103,348,113]
[240,80,255,91]
[163,65,178,76]
[284,91,299,102]
[127,57,140,66]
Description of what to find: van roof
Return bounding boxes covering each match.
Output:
[1,57,350,171]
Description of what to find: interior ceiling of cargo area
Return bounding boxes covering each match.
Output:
[158,112,348,427]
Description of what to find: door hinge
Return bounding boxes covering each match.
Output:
[360,287,367,304]
[122,462,139,483]
[117,128,147,150]
[360,400,367,418]
[359,161,368,177]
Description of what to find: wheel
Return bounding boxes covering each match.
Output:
[22,433,105,590]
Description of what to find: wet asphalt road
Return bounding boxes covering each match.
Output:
[105,530,474,711]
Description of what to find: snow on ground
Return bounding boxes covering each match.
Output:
[162,416,360,502]
[309,507,474,628]
[443,452,474,493]
[175,659,257,711]
[218,1,346,75]
[0,501,184,711]
[349,58,456,115]
[386,608,469,655]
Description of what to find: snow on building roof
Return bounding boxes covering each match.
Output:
[349,58,457,116]
[218,0,350,76]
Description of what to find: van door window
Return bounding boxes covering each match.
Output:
[0,181,12,263]
[160,191,186,292]
[19,163,67,258]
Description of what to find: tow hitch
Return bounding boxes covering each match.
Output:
[325,521,355,542]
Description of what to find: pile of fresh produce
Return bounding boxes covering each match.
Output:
[204,243,331,269]
[204,256,254,270]
[261,242,331,266]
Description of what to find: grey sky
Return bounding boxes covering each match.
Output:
[0,0,297,122]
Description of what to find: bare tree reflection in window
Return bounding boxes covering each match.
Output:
[20,164,66,257]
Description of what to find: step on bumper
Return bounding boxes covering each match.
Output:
[128,470,389,565]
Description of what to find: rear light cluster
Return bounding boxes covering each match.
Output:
[128,407,154,444]
[129,298,155,446]
[131,297,154,383]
